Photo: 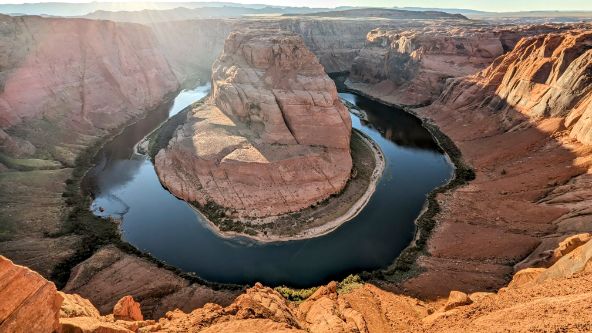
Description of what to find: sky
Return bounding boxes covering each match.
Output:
[0,0,591,12]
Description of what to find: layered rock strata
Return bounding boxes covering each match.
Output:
[0,14,178,163]
[155,29,352,218]
[0,14,179,283]
[398,29,592,297]
[346,24,580,106]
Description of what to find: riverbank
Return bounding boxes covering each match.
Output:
[143,103,385,242]
[341,81,476,285]
[343,77,592,300]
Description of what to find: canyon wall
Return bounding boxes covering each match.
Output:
[148,17,478,85]
[0,14,179,164]
[148,18,387,82]
[346,24,580,107]
[440,30,592,145]
[155,29,352,218]
[396,28,592,298]
[0,14,179,285]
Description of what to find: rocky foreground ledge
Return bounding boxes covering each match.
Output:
[154,29,383,240]
[3,234,592,332]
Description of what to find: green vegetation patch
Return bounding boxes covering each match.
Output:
[0,152,62,171]
[275,285,319,302]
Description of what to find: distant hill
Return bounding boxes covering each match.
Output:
[284,8,469,20]
[0,2,342,17]
[395,7,488,16]
[83,7,274,23]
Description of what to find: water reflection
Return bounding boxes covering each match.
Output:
[340,93,441,152]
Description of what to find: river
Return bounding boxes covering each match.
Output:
[83,83,453,288]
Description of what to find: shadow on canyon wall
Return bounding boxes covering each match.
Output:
[390,73,591,299]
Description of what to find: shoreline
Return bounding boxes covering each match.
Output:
[183,127,386,243]
[55,84,244,292]
[342,81,476,282]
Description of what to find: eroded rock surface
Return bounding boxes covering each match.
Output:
[156,29,352,217]
[346,24,580,107]
[0,14,178,164]
[62,245,239,320]
[0,256,63,333]
[0,14,179,282]
[399,27,592,298]
[6,237,592,333]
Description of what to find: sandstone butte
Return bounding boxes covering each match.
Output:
[155,29,353,218]
[2,234,592,332]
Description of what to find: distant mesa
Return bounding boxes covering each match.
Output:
[283,8,469,20]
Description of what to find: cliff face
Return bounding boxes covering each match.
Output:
[149,18,397,83]
[0,15,179,288]
[348,27,504,106]
[0,14,179,163]
[272,19,388,74]
[346,24,579,107]
[0,256,63,332]
[149,19,235,84]
[396,28,592,298]
[441,30,592,144]
[155,29,352,218]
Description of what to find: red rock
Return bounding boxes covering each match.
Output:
[112,296,143,322]
[442,291,472,311]
[0,256,63,333]
[155,29,352,218]
[0,14,178,164]
[347,24,577,107]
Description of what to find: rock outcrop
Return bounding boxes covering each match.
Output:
[346,24,578,106]
[113,296,143,322]
[0,256,63,333]
[440,30,592,144]
[155,29,352,218]
[62,245,239,319]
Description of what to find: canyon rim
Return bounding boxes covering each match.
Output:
[0,3,592,333]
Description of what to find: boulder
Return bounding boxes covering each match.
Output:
[443,291,472,311]
[508,268,546,288]
[113,296,143,322]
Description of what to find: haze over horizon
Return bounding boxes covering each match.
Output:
[0,0,591,12]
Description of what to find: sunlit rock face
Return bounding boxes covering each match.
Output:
[347,24,578,107]
[438,30,592,145]
[0,14,178,163]
[155,29,352,218]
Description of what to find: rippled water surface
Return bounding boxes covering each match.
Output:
[84,84,453,287]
